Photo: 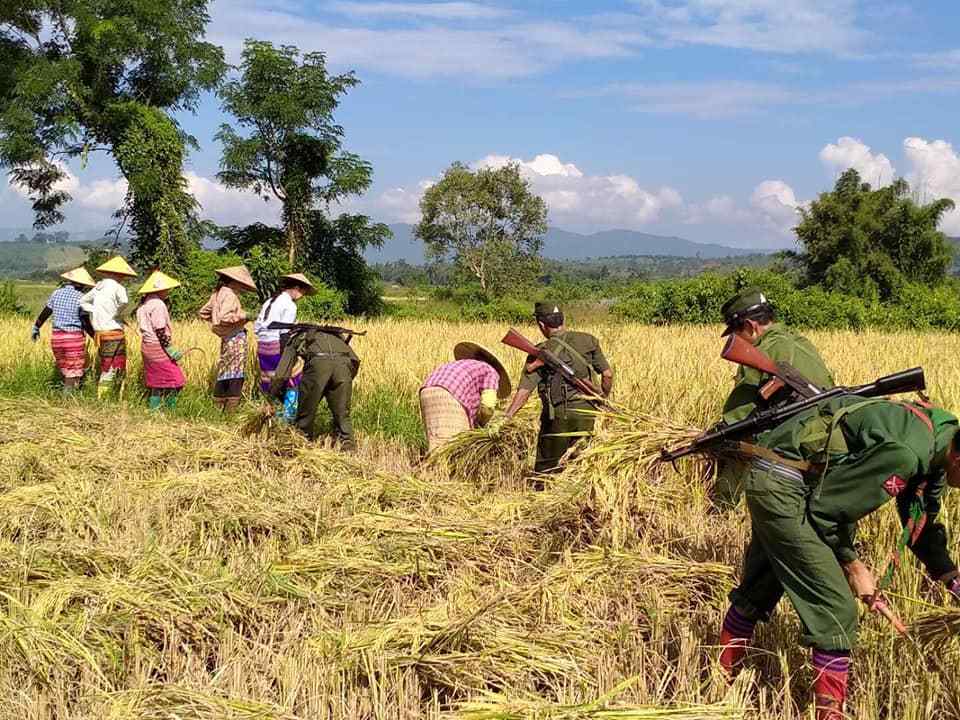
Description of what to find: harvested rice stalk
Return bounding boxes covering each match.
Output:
[101,683,298,719]
[450,674,749,719]
[239,405,282,438]
[428,418,536,489]
[913,607,960,645]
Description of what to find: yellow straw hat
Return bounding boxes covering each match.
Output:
[138,270,181,295]
[453,342,513,399]
[281,272,317,295]
[215,265,257,293]
[60,267,96,288]
[96,255,138,277]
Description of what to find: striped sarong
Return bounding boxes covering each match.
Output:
[419,386,471,454]
[217,329,247,382]
[50,330,86,379]
[142,341,185,390]
[257,339,301,393]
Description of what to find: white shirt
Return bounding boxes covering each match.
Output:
[254,291,298,343]
[78,278,129,332]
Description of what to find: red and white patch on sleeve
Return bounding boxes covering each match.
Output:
[883,474,907,497]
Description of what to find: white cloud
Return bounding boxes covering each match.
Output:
[750,180,802,235]
[209,1,645,80]
[684,194,753,225]
[913,49,960,70]
[185,172,281,227]
[903,137,960,235]
[603,80,797,118]
[329,2,511,20]
[819,136,895,187]
[632,0,868,55]
[376,180,434,224]
[373,153,682,230]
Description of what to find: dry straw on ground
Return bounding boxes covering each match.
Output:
[2,319,960,718]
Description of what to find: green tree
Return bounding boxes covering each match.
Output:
[216,40,387,314]
[415,162,547,297]
[0,1,226,268]
[796,169,955,300]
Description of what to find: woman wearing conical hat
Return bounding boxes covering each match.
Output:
[419,342,512,453]
[78,256,138,399]
[199,265,257,413]
[31,267,96,396]
[254,273,315,422]
[136,271,186,410]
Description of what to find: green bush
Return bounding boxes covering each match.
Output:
[298,285,347,321]
[0,282,28,317]
[611,271,960,331]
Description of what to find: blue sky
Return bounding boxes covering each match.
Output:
[5,0,960,248]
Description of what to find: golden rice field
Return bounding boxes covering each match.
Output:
[1,317,960,718]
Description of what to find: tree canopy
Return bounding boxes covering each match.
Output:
[0,0,226,268]
[796,169,955,300]
[415,162,548,297]
[216,40,386,314]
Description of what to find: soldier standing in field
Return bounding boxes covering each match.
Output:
[268,325,360,450]
[503,302,613,474]
[713,287,835,506]
[718,394,960,719]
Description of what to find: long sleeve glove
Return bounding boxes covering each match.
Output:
[31,325,40,342]
[165,346,184,362]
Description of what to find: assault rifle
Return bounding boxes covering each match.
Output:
[722,333,822,400]
[501,328,608,406]
[660,343,925,463]
[268,321,366,344]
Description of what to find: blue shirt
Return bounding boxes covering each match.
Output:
[46,285,84,331]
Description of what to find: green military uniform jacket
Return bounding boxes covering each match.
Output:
[519,330,610,473]
[518,330,610,412]
[759,395,956,574]
[722,324,835,424]
[270,328,359,399]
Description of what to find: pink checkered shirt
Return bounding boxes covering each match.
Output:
[422,359,500,426]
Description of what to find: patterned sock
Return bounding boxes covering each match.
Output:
[719,606,756,676]
[812,649,850,720]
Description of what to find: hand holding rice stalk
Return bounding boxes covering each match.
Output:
[239,402,281,437]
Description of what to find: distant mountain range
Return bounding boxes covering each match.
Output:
[366,224,763,264]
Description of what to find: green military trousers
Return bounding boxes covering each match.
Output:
[297,355,355,450]
[535,402,596,473]
[729,459,858,651]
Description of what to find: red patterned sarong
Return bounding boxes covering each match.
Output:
[50,330,86,379]
[142,341,185,390]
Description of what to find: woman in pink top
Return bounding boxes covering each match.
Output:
[199,265,257,413]
[419,342,512,453]
[136,271,186,410]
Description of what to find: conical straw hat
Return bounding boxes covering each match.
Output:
[96,255,138,277]
[60,267,96,288]
[453,342,513,399]
[138,270,181,295]
[281,272,317,295]
[215,265,257,292]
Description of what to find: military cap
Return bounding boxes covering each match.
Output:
[721,287,773,336]
[534,301,563,318]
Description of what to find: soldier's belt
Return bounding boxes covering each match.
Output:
[751,457,806,485]
[732,441,817,474]
[307,351,353,359]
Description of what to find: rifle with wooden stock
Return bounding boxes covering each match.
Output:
[501,328,610,407]
[659,341,925,464]
[268,321,366,344]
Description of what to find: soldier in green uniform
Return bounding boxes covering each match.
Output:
[713,288,835,506]
[503,302,613,474]
[269,326,360,450]
[718,394,960,719]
